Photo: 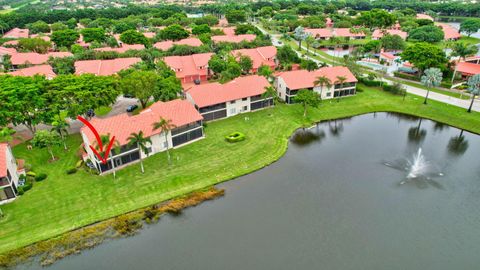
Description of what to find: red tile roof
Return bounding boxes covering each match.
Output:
[0,46,16,55]
[10,52,72,65]
[0,143,7,178]
[436,23,461,40]
[211,34,256,44]
[187,75,270,108]
[75,57,141,76]
[231,46,277,70]
[9,64,56,78]
[30,34,51,42]
[81,99,203,146]
[334,28,366,38]
[94,44,145,53]
[163,53,214,79]
[380,52,397,60]
[455,62,480,76]
[3,28,29,39]
[416,14,434,21]
[372,29,408,40]
[153,38,203,51]
[276,66,357,90]
[305,28,333,38]
[3,40,18,46]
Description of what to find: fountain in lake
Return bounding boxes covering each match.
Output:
[384,148,444,188]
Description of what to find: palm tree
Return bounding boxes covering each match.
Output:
[51,117,70,150]
[313,76,332,98]
[421,68,443,105]
[466,74,480,113]
[305,35,315,55]
[335,76,347,99]
[127,131,152,173]
[93,133,120,178]
[451,42,478,61]
[262,86,277,107]
[152,117,176,165]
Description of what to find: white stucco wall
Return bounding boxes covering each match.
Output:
[225,97,251,117]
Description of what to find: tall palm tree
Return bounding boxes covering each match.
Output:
[451,42,478,61]
[262,86,277,107]
[466,74,480,113]
[127,131,152,173]
[335,76,347,99]
[313,76,332,98]
[305,35,315,55]
[421,68,443,105]
[93,133,120,178]
[152,117,176,165]
[51,117,70,150]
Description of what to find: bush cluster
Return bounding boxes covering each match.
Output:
[225,132,246,143]
[35,173,48,182]
[66,168,78,175]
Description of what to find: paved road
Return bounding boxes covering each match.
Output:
[256,23,480,112]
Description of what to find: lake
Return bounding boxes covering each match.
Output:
[18,113,480,270]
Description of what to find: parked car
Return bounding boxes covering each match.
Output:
[126,105,138,112]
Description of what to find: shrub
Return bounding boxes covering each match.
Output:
[383,83,406,96]
[17,186,24,195]
[440,81,452,89]
[19,174,26,181]
[24,163,32,171]
[35,173,47,182]
[75,160,83,168]
[393,71,420,81]
[358,77,383,87]
[66,168,77,175]
[26,171,36,177]
[225,132,246,143]
[23,181,33,192]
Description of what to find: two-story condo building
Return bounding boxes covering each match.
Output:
[275,67,357,104]
[80,100,204,174]
[185,75,272,121]
[231,46,278,74]
[163,53,214,84]
[0,143,23,204]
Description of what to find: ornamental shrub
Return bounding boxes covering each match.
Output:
[66,168,77,175]
[35,173,47,182]
[225,132,246,143]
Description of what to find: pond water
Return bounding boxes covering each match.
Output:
[18,113,480,270]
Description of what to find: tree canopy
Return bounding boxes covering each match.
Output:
[401,43,448,73]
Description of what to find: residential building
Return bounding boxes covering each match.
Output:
[0,46,16,67]
[94,44,145,53]
[74,57,141,75]
[186,75,272,121]
[379,52,398,66]
[231,46,277,73]
[153,38,203,51]
[211,27,256,44]
[305,28,366,40]
[9,64,57,79]
[372,29,408,40]
[452,61,480,80]
[275,66,358,103]
[3,28,29,39]
[10,52,72,69]
[436,23,461,40]
[80,99,204,174]
[0,143,24,205]
[163,53,214,83]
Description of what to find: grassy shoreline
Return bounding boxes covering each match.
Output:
[1,85,480,256]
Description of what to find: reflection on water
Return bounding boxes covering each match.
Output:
[447,130,469,156]
[408,119,427,145]
[290,128,325,146]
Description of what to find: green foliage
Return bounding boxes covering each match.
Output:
[294,89,321,117]
[300,59,318,71]
[51,29,79,48]
[66,168,77,175]
[235,24,260,35]
[408,25,444,42]
[50,22,68,31]
[26,171,36,177]
[415,19,434,26]
[355,9,396,29]
[157,24,189,41]
[75,160,83,168]
[363,40,382,53]
[451,42,478,60]
[225,132,246,143]
[191,24,211,35]
[277,45,301,65]
[48,56,75,75]
[208,54,227,74]
[27,20,50,34]
[401,42,447,72]
[238,55,253,73]
[226,9,247,23]
[35,173,47,182]
[120,30,147,45]
[380,34,406,51]
[80,28,106,43]
[460,19,480,37]
[17,38,51,53]
[382,83,406,96]
[393,71,420,81]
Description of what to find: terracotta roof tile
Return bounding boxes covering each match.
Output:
[94,44,145,53]
[153,38,202,51]
[211,34,256,44]
[163,53,213,79]
[9,64,56,79]
[276,66,357,90]
[231,46,277,70]
[372,29,408,40]
[74,57,141,76]
[436,23,461,40]
[10,52,72,65]
[81,99,203,146]
[187,75,270,107]
[0,143,8,178]
[3,28,29,39]
[455,62,480,76]
[0,46,16,55]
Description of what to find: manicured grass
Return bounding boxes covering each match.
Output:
[1,86,480,254]
[389,78,471,100]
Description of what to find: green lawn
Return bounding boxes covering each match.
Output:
[1,86,480,254]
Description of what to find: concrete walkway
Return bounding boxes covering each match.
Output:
[255,23,480,112]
